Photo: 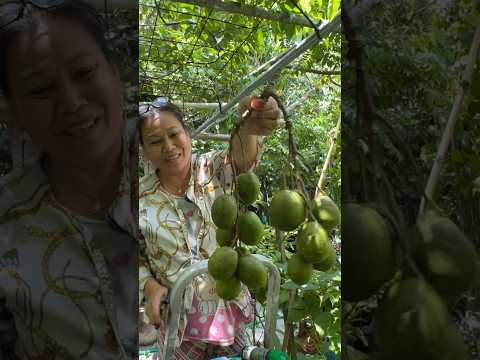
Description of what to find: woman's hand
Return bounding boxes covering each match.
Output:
[238,95,283,136]
[144,278,169,328]
[230,95,283,173]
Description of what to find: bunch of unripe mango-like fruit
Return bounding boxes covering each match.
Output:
[208,171,340,303]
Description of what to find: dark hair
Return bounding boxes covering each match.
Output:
[138,102,188,146]
[0,0,113,97]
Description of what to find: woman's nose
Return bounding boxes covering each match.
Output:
[58,75,87,114]
[163,137,175,150]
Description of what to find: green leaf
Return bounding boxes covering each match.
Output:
[287,299,307,322]
[312,311,333,330]
[317,270,341,282]
[279,289,291,304]
[327,0,340,20]
[256,30,264,48]
[281,280,303,290]
[299,0,312,13]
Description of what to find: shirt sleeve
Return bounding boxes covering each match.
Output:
[138,230,154,306]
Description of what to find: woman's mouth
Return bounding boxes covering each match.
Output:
[164,153,181,162]
[62,118,98,138]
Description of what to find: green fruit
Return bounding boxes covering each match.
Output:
[312,195,340,231]
[254,287,267,304]
[216,278,241,300]
[287,254,313,285]
[236,254,268,291]
[216,227,235,247]
[238,211,264,246]
[313,243,337,271]
[211,194,238,229]
[236,246,251,257]
[208,247,238,281]
[297,221,329,263]
[237,172,261,205]
[342,203,395,302]
[414,217,477,300]
[374,278,451,360]
[269,190,306,231]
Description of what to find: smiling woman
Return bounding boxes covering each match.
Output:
[2,5,124,170]
[0,1,138,359]
[137,98,283,358]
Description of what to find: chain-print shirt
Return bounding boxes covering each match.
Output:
[0,121,138,359]
[139,143,263,346]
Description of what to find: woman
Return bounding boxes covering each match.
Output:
[0,1,137,359]
[138,98,282,359]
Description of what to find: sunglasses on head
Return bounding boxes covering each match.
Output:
[0,0,65,30]
[139,96,170,116]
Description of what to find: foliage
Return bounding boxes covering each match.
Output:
[140,1,341,358]
[139,0,340,106]
[342,0,480,357]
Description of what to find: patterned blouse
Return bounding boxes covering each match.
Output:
[0,122,138,359]
[139,143,263,346]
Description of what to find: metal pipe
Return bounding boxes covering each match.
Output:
[191,0,379,138]
[191,18,340,137]
[162,255,281,358]
[162,261,208,360]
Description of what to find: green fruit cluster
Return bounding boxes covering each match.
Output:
[373,278,468,360]
[343,202,477,304]
[413,217,477,301]
[209,172,268,300]
[268,190,340,286]
[342,202,475,359]
[208,246,268,300]
[342,203,395,302]
[211,171,265,248]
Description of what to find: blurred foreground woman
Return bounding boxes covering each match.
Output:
[0,1,138,358]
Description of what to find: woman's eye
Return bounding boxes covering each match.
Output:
[170,132,178,138]
[75,65,96,80]
[151,139,163,145]
[27,86,52,98]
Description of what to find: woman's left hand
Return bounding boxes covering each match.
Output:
[238,96,283,136]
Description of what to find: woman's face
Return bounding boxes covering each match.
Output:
[5,16,124,165]
[141,111,192,178]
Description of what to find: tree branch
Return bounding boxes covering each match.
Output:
[418,23,480,220]
[316,113,341,196]
[176,0,312,27]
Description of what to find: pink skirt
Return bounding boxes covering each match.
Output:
[156,324,249,360]
[183,293,253,345]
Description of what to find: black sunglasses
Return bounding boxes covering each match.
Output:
[0,0,65,30]
[139,96,170,116]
